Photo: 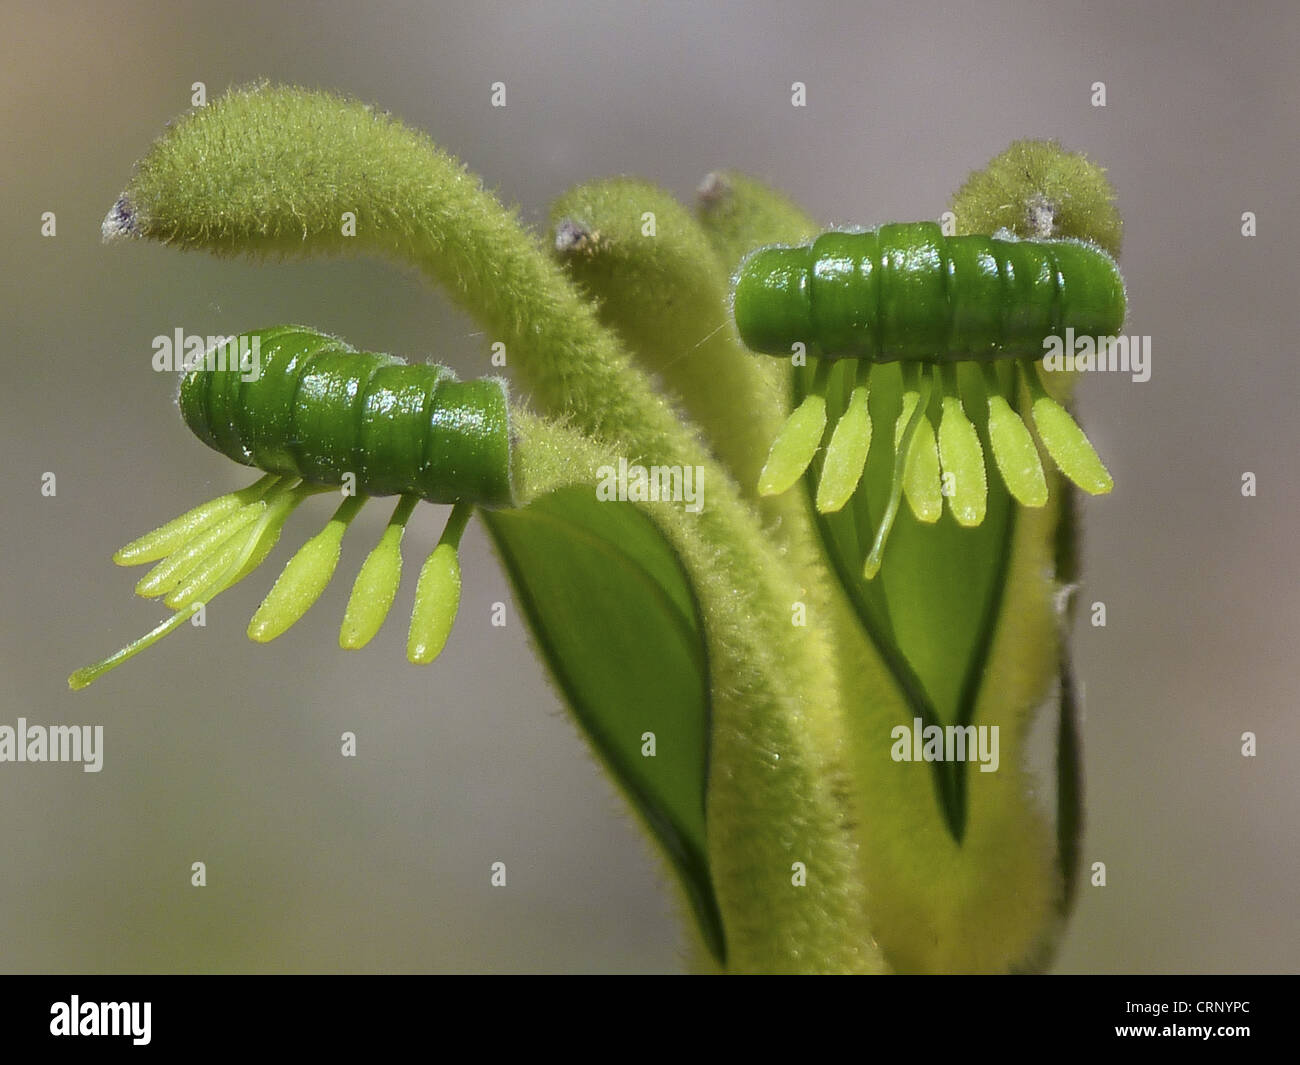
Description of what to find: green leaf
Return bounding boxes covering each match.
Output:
[810,360,1020,837]
[481,486,724,963]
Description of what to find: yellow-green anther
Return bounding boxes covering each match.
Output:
[113,474,279,565]
[894,369,942,523]
[816,379,872,514]
[134,502,266,598]
[983,363,1048,506]
[988,398,1049,507]
[341,495,418,650]
[759,395,826,499]
[758,360,833,498]
[758,394,827,497]
[936,370,987,526]
[407,544,461,665]
[407,503,471,665]
[1025,365,1113,494]
[248,494,365,642]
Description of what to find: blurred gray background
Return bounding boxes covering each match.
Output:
[2,0,1296,973]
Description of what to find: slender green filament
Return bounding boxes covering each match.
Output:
[1024,362,1113,494]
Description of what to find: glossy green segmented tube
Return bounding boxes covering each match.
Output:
[733,222,1126,361]
[738,225,1122,575]
[180,326,514,508]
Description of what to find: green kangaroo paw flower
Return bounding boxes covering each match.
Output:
[113,474,280,565]
[1025,365,1113,494]
[88,86,1123,972]
[341,495,418,650]
[816,370,873,514]
[248,494,365,642]
[407,503,470,665]
[102,84,667,457]
[983,364,1049,507]
[936,367,987,527]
